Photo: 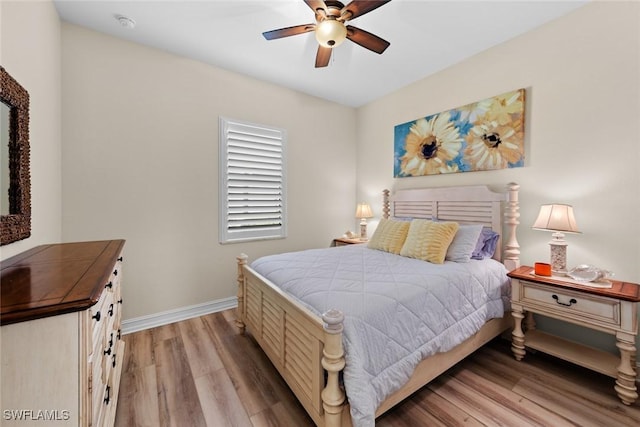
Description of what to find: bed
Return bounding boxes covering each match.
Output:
[235,183,521,427]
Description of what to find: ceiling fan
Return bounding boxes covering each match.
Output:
[262,0,392,68]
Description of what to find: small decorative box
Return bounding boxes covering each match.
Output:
[534,262,552,276]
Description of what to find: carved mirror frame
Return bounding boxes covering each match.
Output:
[1,66,31,245]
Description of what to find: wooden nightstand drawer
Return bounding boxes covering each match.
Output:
[520,280,620,327]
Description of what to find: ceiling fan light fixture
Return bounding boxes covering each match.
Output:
[315,18,347,48]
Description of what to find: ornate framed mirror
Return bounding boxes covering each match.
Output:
[1,66,31,245]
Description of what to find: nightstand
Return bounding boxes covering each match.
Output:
[331,237,364,247]
[508,266,640,405]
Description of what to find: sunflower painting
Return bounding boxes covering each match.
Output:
[394,89,525,177]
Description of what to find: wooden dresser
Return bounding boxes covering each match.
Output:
[1,240,126,427]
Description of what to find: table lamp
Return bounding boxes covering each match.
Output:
[355,203,373,241]
[532,204,580,276]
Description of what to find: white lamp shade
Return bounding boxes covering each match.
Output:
[532,204,580,233]
[315,19,347,48]
[355,203,373,219]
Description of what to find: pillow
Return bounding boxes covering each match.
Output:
[471,228,500,259]
[400,219,459,264]
[446,224,484,263]
[367,218,410,255]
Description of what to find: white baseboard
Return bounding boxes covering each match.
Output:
[121,297,237,335]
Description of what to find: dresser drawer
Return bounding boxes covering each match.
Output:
[520,280,620,327]
[105,261,121,295]
[90,289,111,347]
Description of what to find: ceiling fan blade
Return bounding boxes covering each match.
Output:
[341,0,391,21]
[315,46,332,68]
[346,25,390,54]
[304,0,328,15]
[263,24,316,40]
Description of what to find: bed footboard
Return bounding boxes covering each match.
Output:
[236,254,347,427]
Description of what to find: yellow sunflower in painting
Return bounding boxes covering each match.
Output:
[488,90,523,125]
[464,116,524,170]
[400,112,462,176]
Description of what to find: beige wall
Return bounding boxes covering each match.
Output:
[0,0,62,260]
[61,24,357,319]
[356,1,640,351]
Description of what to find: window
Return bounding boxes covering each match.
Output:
[219,117,287,243]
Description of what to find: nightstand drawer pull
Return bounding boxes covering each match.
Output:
[552,294,577,307]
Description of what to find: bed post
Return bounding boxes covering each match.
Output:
[321,309,346,427]
[503,183,520,271]
[382,189,390,219]
[236,253,247,333]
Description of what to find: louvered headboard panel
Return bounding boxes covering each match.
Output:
[382,184,520,269]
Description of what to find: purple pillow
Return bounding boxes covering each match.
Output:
[471,228,500,259]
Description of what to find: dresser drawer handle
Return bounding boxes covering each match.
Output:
[113,269,118,276]
[117,298,123,304]
[117,256,123,262]
[112,354,117,368]
[108,304,114,317]
[552,294,577,307]
[104,385,111,405]
[105,281,113,289]
[104,346,111,356]
[92,311,101,322]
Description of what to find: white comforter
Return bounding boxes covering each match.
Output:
[251,244,510,427]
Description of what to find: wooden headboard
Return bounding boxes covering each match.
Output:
[381,183,520,271]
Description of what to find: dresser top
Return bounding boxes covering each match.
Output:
[508,265,640,302]
[1,240,125,325]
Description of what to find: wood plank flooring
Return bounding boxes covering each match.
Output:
[115,310,640,426]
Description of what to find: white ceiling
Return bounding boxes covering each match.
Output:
[53,0,588,107]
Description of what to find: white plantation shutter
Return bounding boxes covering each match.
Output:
[219,117,287,243]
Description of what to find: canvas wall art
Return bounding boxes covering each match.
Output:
[394,88,525,177]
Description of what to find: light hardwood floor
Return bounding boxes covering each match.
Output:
[115,310,640,426]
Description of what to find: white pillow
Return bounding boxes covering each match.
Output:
[446,224,484,263]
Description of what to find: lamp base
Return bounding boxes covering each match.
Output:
[359,220,368,241]
[549,233,568,276]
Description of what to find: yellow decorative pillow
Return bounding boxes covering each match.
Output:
[400,220,459,264]
[367,218,410,255]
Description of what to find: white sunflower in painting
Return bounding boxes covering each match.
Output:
[457,98,493,123]
[464,116,524,170]
[400,112,462,176]
[439,163,460,174]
